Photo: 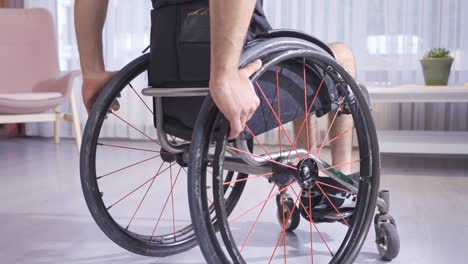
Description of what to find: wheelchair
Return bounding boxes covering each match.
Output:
[79,5,400,262]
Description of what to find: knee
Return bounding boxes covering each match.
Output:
[328,42,356,78]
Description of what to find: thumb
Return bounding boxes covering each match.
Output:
[241,59,263,77]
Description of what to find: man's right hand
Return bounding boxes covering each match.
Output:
[209,59,262,139]
[81,71,118,114]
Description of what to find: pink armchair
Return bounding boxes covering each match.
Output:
[0,8,82,150]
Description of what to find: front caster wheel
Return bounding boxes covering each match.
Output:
[277,198,300,232]
[376,222,400,261]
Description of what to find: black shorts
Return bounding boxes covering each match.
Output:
[149,0,272,138]
[151,0,271,35]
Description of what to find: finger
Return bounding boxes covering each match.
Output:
[86,100,94,114]
[240,59,263,77]
[240,113,247,129]
[254,95,260,108]
[246,95,260,121]
[229,118,243,139]
[85,96,97,114]
[246,107,256,122]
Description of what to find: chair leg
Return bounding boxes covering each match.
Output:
[70,93,82,151]
[54,107,60,144]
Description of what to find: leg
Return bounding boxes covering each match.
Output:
[293,43,356,174]
[292,115,317,153]
[327,43,356,174]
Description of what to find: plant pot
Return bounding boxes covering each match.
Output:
[420,57,454,86]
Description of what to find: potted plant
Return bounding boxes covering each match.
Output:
[420,48,454,86]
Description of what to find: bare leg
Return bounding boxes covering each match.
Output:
[293,115,317,154]
[293,43,356,174]
[326,43,356,174]
[74,0,117,113]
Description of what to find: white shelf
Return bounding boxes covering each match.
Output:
[365,85,468,155]
[368,86,468,103]
[377,130,468,155]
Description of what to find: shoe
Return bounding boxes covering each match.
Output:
[301,176,357,210]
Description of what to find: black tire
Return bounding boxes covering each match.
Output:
[377,223,400,261]
[277,199,301,232]
[80,54,247,257]
[189,37,381,264]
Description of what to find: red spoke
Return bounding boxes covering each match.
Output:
[226,146,297,170]
[276,65,282,154]
[107,163,176,210]
[316,183,350,226]
[310,126,354,154]
[229,181,297,225]
[126,163,165,230]
[223,172,273,185]
[303,61,311,156]
[245,125,273,160]
[319,159,360,172]
[98,155,160,179]
[269,187,303,263]
[150,164,183,239]
[317,181,356,194]
[287,77,326,159]
[170,166,181,242]
[256,82,301,159]
[289,186,334,257]
[240,185,276,252]
[316,101,345,158]
[129,83,154,114]
[111,112,160,146]
[98,142,161,153]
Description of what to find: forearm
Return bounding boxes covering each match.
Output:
[209,0,257,81]
[74,0,109,77]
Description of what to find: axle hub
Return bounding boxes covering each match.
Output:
[296,158,319,189]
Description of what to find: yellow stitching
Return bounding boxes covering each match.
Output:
[188,7,209,16]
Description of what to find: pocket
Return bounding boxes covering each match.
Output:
[176,3,210,81]
[148,1,210,86]
[149,6,179,85]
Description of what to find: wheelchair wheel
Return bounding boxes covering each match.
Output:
[188,38,380,263]
[80,54,248,257]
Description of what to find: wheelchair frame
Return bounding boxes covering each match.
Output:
[142,36,388,213]
[81,29,399,262]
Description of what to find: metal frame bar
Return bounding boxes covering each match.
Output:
[143,87,209,153]
[142,87,209,97]
[154,97,187,153]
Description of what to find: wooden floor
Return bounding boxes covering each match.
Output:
[1,138,467,264]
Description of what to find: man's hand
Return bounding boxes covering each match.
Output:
[210,59,262,139]
[81,71,119,113]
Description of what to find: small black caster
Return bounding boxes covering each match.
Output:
[375,189,400,261]
[376,222,400,261]
[276,194,300,232]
